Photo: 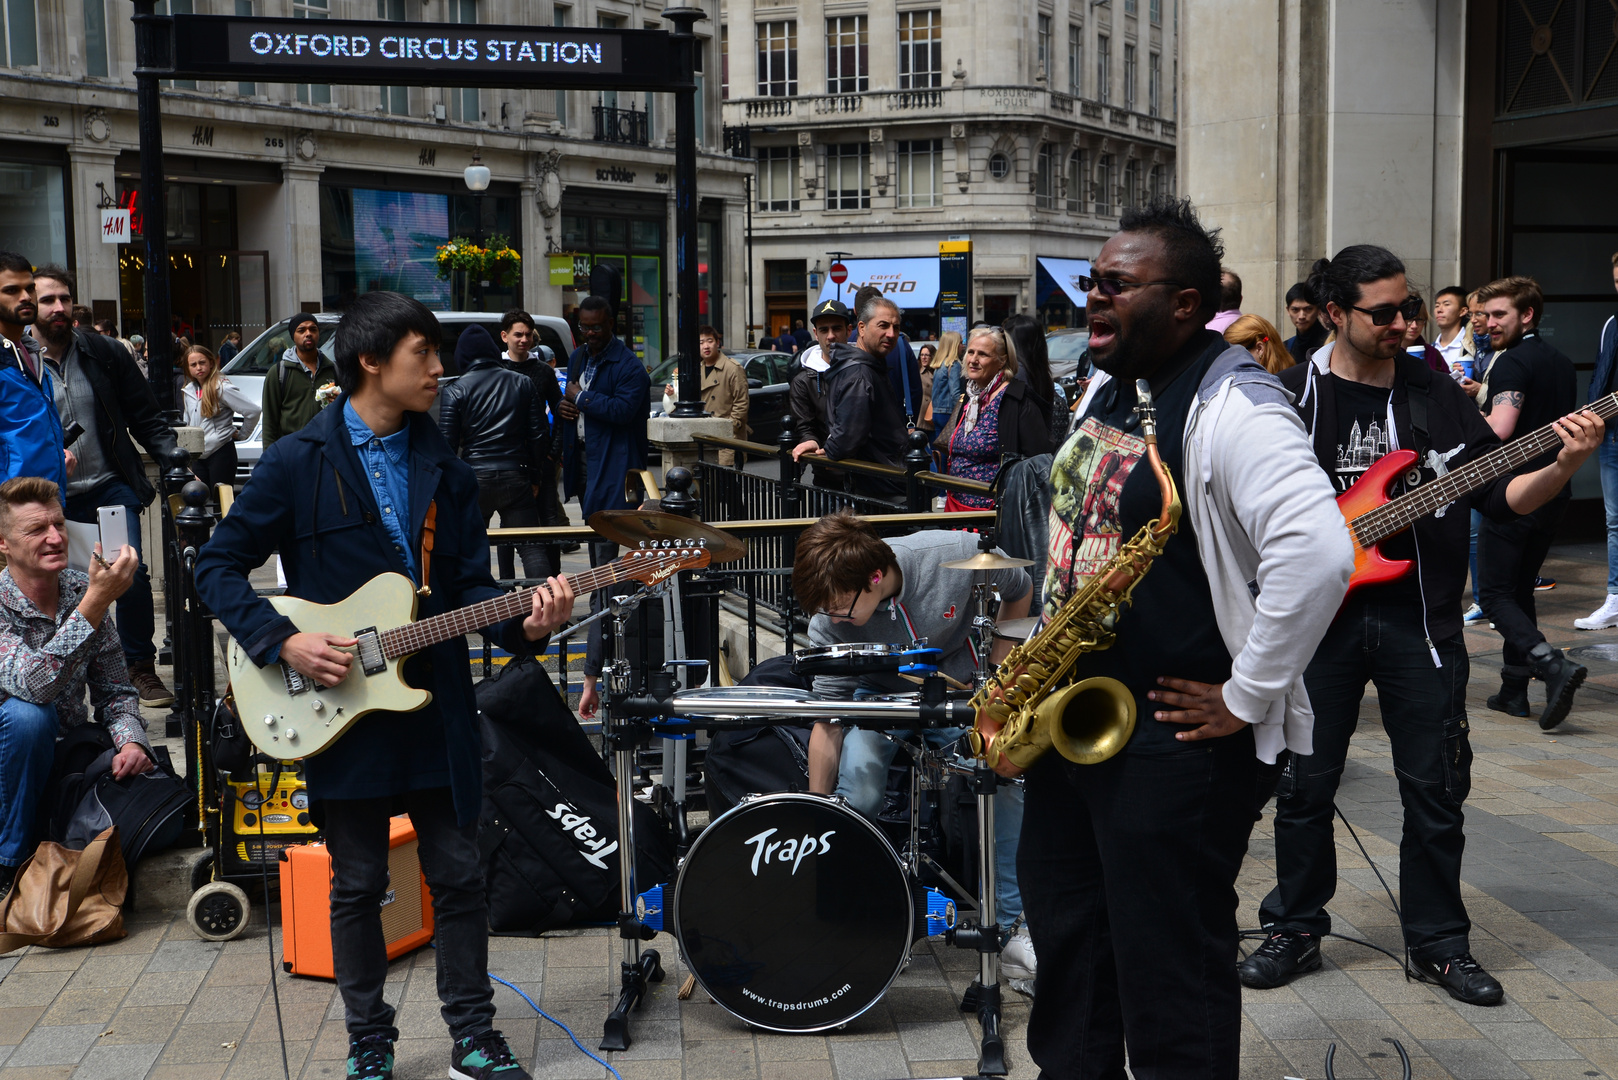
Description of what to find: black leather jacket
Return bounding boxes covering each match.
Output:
[437,356,547,477]
[66,329,180,506]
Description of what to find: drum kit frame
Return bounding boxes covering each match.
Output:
[583,511,1033,1077]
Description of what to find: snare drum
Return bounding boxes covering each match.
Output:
[672,793,913,1032]
[791,642,937,678]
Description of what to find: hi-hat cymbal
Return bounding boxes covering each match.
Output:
[587,510,747,564]
[941,551,1035,571]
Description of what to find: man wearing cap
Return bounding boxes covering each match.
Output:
[262,313,339,447]
[790,300,850,485]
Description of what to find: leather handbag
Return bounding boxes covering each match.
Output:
[0,827,128,954]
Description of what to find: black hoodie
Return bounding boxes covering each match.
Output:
[821,342,909,497]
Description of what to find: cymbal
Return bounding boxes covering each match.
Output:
[992,616,1040,641]
[587,510,747,564]
[941,551,1035,571]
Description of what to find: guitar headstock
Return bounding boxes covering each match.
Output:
[623,540,714,587]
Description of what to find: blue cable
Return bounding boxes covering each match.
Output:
[488,972,625,1080]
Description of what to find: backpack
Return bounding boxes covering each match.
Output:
[475,657,674,934]
[701,656,814,818]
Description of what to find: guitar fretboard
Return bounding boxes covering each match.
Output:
[376,552,684,659]
[1353,391,1618,547]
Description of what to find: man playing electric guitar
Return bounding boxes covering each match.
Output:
[1247,246,1603,1005]
[195,291,575,1080]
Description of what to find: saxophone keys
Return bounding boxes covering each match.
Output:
[1015,674,1041,695]
[987,703,1011,722]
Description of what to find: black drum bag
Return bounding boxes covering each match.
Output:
[702,656,814,818]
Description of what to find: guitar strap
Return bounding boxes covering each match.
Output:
[417,500,437,598]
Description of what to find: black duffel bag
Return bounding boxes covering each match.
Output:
[475,656,674,935]
[701,655,815,819]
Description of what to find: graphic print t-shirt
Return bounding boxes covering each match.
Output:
[1043,333,1232,754]
[1327,373,1421,603]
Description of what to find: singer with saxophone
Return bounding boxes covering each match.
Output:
[997,201,1352,1079]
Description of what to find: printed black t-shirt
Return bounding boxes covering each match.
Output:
[1044,331,1232,755]
[1325,373,1422,606]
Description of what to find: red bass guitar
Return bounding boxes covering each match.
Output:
[1339,393,1617,597]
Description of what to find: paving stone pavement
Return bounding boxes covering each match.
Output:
[9,550,1618,1078]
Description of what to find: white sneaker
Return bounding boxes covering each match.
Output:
[1001,929,1036,988]
[1463,603,1485,624]
[1576,595,1618,631]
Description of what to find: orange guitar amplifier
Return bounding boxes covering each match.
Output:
[279,816,434,979]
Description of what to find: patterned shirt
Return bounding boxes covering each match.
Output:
[0,568,148,749]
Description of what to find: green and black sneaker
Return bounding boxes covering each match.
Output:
[449,1029,532,1080]
[346,1034,395,1080]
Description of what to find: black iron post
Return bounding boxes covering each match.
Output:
[664,7,706,418]
[173,480,215,835]
[131,0,176,418]
[744,172,755,346]
[904,428,932,513]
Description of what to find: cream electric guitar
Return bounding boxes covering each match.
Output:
[225,542,712,758]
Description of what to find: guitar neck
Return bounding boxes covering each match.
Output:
[1357,391,1618,545]
[377,559,632,659]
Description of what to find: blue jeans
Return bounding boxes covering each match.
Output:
[0,699,58,865]
[66,480,154,666]
[835,717,1025,924]
[321,788,495,1041]
[1469,508,1482,606]
[1602,440,1618,594]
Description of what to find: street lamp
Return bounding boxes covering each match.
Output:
[463,149,490,310]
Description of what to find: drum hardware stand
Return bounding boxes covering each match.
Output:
[600,587,669,1053]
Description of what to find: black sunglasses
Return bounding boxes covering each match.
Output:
[1350,298,1424,326]
[1079,275,1187,298]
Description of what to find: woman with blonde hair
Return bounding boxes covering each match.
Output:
[925,331,965,429]
[1223,314,1295,374]
[934,327,1050,510]
[180,344,260,490]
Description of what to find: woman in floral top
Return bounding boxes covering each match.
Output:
[935,327,1052,510]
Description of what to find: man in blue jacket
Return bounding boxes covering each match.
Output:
[195,291,575,1080]
[1578,252,1618,631]
[0,253,66,498]
[559,295,649,563]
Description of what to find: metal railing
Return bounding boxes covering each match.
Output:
[723,123,751,158]
[593,104,650,146]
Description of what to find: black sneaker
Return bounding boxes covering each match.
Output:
[346,1034,394,1080]
[1535,576,1556,591]
[1237,931,1321,989]
[1411,952,1503,1006]
[450,1030,531,1080]
[1529,644,1586,731]
[1487,689,1530,718]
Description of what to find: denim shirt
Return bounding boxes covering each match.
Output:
[343,400,416,579]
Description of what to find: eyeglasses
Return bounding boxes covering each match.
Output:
[817,594,860,621]
[578,321,612,336]
[1349,299,1424,326]
[1078,275,1187,298]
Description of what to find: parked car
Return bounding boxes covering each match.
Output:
[649,349,792,447]
[220,311,575,483]
[1045,328,1092,382]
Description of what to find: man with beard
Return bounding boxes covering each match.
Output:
[791,295,909,499]
[262,313,339,447]
[1245,252,1600,1006]
[1016,199,1351,1078]
[0,253,67,495]
[30,265,182,709]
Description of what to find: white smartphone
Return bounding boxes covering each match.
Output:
[97,505,129,555]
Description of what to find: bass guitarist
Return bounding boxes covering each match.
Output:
[195,291,575,1080]
[1246,246,1603,1006]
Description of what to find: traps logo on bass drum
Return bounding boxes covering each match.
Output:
[743,827,836,876]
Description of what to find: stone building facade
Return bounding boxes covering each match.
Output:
[0,0,750,362]
[719,0,1180,339]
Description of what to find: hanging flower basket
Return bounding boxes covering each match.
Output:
[435,238,491,280]
[488,235,522,287]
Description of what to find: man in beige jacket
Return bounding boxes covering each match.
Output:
[666,325,750,466]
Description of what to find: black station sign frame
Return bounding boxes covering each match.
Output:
[165,14,679,90]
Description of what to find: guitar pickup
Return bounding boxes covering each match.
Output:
[355,628,386,676]
[281,664,312,696]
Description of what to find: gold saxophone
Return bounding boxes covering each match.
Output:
[967,378,1182,777]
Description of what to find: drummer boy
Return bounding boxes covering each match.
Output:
[792,511,1037,984]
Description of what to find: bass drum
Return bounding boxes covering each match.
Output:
[673,793,913,1032]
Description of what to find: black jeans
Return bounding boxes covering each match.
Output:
[1260,597,1473,962]
[191,442,238,492]
[1019,729,1257,1080]
[476,471,558,582]
[536,460,568,527]
[322,788,494,1042]
[1478,500,1566,666]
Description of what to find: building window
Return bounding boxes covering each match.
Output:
[825,143,870,210]
[156,0,196,87]
[1037,14,1051,80]
[896,139,942,208]
[1123,43,1136,112]
[292,0,329,103]
[234,0,254,93]
[84,0,108,76]
[449,0,478,122]
[756,20,797,97]
[1150,0,1161,24]
[1096,34,1110,105]
[597,14,619,110]
[826,15,867,94]
[756,147,799,211]
[377,0,409,115]
[897,10,941,89]
[988,151,1011,180]
[1149,163,1169,202]
[0,0,37,66]
[1034,144,1056,210]
[1124,0,1137,12]
[1067,149,1089,213]
[1067,24,1082,97]
[1148,52,1160,117]
[553,4,569,125]
[1122,159,1140,210]
[1095,153,1115,215]
[720,25,728,99]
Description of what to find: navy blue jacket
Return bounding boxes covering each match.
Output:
[1594,314,1618,444]
[194,399,533,826]
[561,336,650,519]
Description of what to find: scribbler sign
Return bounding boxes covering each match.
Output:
[169,14,676,90]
